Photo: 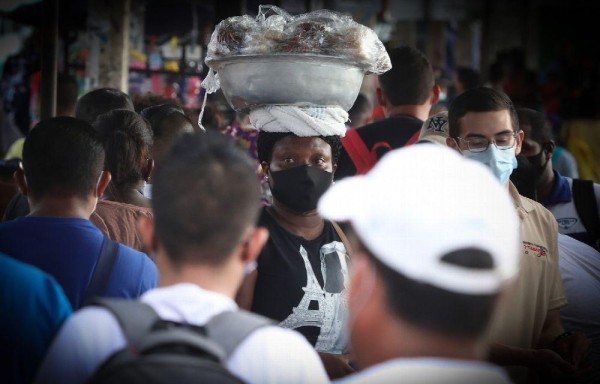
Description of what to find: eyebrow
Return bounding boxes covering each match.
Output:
[464,129,513,138]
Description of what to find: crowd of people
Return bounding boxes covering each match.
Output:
[0,39,599,384]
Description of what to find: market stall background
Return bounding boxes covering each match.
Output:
[0,0,599,162]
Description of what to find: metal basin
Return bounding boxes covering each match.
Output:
[206,54,367,111]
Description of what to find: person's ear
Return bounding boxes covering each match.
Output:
[143,158,154,182]
[447,136,460,152]
[137,215,157,254]
[545,140,556,160]
[14,168,28,196]
[260,161,269,175]
[240,227,269,264]
[430,84,441,105]
[95,171,111,198]
[515,129,525,156]
[261,161,271,183]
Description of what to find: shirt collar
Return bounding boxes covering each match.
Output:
[509,181,535,214]
[542,170,572,206]
[141,283,238,326]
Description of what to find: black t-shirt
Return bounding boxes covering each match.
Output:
[335,115,424,180]
[251,208,349,353]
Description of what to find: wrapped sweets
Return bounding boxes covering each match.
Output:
[206,5,391,75]
[198,5,391,128]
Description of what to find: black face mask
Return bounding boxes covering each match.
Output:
[269,165,333,213]
[525,145,551,181]
[526,150,545,172]
[510,154,539,200]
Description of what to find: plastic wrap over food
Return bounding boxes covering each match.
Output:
[206,5,391,74]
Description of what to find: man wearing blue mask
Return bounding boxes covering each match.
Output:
[446,87,591,383]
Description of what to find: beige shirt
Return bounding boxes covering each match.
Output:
[90,200,153,253]
[487,182,567,349]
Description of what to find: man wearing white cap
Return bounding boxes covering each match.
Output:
[446,87,590,383]
[319,145,519,383]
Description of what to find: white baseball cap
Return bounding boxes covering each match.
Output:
[418,111,449,146]
[319,144,520,295]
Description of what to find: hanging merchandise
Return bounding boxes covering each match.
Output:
[160,36,180,72]
[185,76,201,109]
[148,35,163,93]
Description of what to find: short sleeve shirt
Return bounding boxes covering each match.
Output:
[0,216,158,309]
[486,183,567,349]
[252,208,350,354]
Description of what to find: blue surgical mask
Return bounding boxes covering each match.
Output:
[463,146,517,185]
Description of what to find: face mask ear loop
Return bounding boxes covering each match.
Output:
[528,145,549,173]
[264,165,272,188]
[453,138,464,155]
[540,143,552,171]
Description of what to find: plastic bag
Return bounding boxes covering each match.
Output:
[205,5,391,75]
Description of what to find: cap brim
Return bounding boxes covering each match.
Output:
[319,176,367,223]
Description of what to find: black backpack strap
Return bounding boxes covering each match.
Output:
[82,236,120,305]
[204,310,274,358]
[572,179,600,249]
[88,297,161,349]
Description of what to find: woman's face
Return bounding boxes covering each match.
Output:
[267,136,335,173]
[263,135,336,213]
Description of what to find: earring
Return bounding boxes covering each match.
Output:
[264,175,269,182]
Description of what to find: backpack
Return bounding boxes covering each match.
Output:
[342,128,420,175]
[572,178,600,251]
[85,298,273,384]
[81,237,120,308]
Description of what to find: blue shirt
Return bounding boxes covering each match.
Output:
[0,253,72,384]
[542,171,600,247]
[542,170,572,206]
[0,217,158,309]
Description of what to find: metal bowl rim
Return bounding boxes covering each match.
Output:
[206,54,370,71]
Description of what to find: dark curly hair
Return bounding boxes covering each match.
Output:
[257,132,342,165]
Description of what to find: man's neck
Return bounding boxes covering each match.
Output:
[28,195,94,219]
[359,317,483,369]
[385,104,430,121]
[267,203,324,240]
[158,258,240,299]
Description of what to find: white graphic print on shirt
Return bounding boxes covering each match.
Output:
[279,241,349,353]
